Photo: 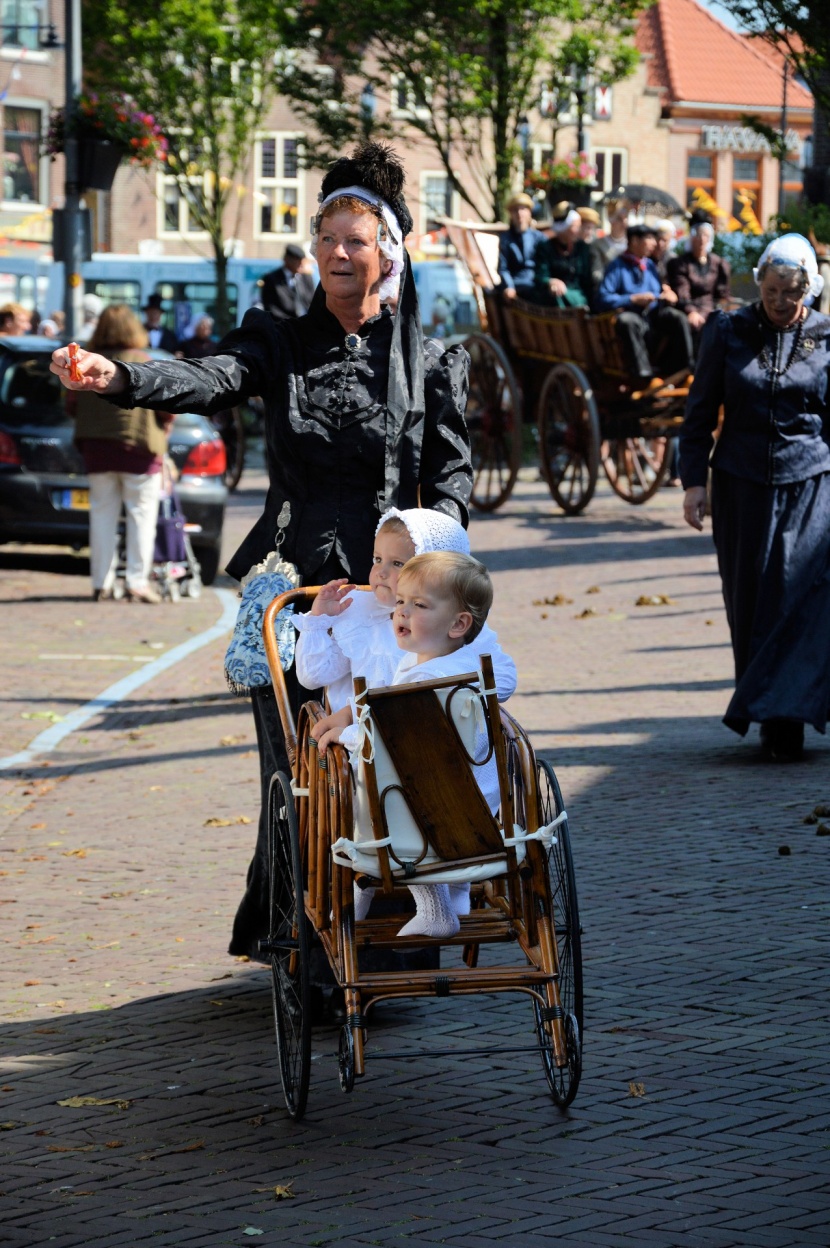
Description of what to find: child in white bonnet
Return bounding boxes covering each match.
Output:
[293,507,516,722]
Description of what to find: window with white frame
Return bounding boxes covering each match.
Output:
[254,134,301,238]
[158,172,209,237]
[419,171,459,236]
[0,0,41,50]
[391,72,431,120]
[2,104,44,203]
[592,147,628,194]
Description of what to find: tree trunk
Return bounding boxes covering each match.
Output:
[212,243,231,338]
[489,11,513,221]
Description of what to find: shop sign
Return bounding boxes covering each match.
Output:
[700,124,802,155]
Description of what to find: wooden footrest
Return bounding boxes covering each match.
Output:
[353,909,516,948]
[344,964,555,995]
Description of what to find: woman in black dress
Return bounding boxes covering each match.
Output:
[51,143,473,951]
[680,233,830,760]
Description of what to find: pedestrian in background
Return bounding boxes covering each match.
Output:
[73,304,173,604]
[681,233,830,760]
[667,221,731,351]
[143,293,179,354]
[177,314,216,359]
[0,302,32,335]
[76,293,103,344]
[258,244,316,321]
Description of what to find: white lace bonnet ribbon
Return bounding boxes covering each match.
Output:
[310,184,405,302]
[347,684,376,768]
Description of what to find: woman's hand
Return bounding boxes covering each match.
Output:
[549,278,567,297]
[310,704,353,751]
[687,308,707,331]
[311,578,356,617]
[683,486,708,531]
[50,344,126,394]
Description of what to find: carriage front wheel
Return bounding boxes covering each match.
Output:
[536,362,600,515]
[264,771,312,1120]
[464,333,522,512]
[601,436,671,504]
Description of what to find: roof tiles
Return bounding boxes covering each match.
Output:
[636,0,812,111]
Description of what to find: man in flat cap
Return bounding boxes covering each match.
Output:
[497,192,546,303]
[258,243,317,322]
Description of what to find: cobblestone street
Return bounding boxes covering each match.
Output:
[2,470,829,1247]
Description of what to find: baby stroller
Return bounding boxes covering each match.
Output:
[151,459,204,601]
[111,459,203,602]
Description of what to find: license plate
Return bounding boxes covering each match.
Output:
[53,488,90,510]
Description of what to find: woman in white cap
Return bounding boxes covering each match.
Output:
[50,142,473,965]
[666,220,731,348]
[534,202,604,308]
[680,233,830,760]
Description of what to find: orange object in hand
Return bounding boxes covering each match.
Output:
[67,342,81,382]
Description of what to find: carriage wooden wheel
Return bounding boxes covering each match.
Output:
[601,435,672,504]
[464,332,523,512]
[536,361,601,516]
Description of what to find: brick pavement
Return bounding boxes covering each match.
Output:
[1,471,830,1247]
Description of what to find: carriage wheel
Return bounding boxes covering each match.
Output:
[266,771,312,1120]
[601,436,670,504]
[464,333,522,512]
[535,1003,582,1109]
[536,362,600,515]
[338,1025,356,1094]
[536,759,583,1034]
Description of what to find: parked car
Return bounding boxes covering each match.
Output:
[0,338,227,584]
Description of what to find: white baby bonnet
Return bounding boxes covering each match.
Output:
[376,507,470,556]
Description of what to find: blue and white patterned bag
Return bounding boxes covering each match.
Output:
[224,504,300,697]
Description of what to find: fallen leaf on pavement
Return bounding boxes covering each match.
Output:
[585,585,601,594]
[204,816,252,827]
[138,1139,204,1160]
[24,980,40,987]
[62,849,88,858]
[628,1082,646,1097]
[635,595,675,607]
[220,734,247,746]
[0,1121,20,1130]
[48,1144,96,1152]
[532,594,573,606]
[22,711,64,723]
[574,608,599,619]
[816,824,830,837]
[57,1096,131,1110]
[814,804,830,817]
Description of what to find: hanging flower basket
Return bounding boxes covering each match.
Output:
[77,139,125,192]
[43,91,167,191]
[525,154,597,211]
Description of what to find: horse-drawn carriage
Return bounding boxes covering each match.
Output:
[447,219,692,514]
[260,588,583,1121]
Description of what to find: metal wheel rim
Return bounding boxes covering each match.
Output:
[465,334,522,512]
[535,1003,582,1108]
[338,1025,356,1094]
[268,771,311,1120]
[536,759,583,1034]
[537,363,599,515]
[601,436,670,503]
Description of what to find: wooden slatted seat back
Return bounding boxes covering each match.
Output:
[334,662,518,887]
[584,311,629,375]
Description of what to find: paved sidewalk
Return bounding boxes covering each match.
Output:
[1,474,829,1247]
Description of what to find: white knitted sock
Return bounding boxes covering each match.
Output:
[448,883,471,916]
[353,882,376,921]
[397,884,460,938]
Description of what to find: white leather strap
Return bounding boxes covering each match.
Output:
[502,810,566,849]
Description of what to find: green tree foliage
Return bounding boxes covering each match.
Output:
[275,0,648,222]
[716,1,830,114]
[83,0,286,332]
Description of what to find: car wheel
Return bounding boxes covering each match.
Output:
[194,545,221,586]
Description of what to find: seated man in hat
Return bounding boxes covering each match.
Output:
[258,244,317,322]
[534,202,604,309]
[595,222,693,389]
[497,193,546,303]
[143,294,179,354]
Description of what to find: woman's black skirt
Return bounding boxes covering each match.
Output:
[711,468,830,735]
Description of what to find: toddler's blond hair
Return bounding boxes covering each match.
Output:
[397,551,493,643]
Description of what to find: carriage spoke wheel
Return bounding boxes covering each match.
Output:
[464,333,522,512]
[338,1025,356,1094]
[535,1002,582,1108]
[536,362,600,515]
[267,771,311,1120]
[601,435,670,504]
[537,759,583,1032]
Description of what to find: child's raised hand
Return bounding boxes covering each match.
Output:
[311,578,356,617]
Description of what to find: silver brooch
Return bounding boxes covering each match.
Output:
[345,332,361,351]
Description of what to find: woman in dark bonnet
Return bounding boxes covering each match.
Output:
[51,142,473,960]
[680,233,830,760]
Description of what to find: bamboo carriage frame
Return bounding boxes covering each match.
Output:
[260,587,583,1120]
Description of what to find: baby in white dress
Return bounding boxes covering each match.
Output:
[320,550,515,939]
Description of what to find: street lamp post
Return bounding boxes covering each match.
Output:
[62,0,83,340]
[778,59,789,216]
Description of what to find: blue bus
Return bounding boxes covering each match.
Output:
[0,251,478,336]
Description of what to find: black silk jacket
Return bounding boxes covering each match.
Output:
[112,300,472,583]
